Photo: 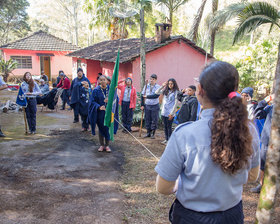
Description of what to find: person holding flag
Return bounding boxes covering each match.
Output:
[88,75,118,152]
[18,72,42,134]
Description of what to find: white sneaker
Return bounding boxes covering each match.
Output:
[161,140,167,144]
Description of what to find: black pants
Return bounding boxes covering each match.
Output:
[99,132,110,147]
[25,98,37,132]
[73,103,89,129]
[169,199,244,224]
[61,89,70,108]
[162,115,174,141]
[145,104,160,131]
[121,101,133,132]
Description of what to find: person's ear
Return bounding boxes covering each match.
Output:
[197,84,204,97]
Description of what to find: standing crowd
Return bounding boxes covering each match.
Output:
[0,60,276,224]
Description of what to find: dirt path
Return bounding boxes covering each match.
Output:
[0,92,125,224]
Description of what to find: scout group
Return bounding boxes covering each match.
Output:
[0,60,275,223]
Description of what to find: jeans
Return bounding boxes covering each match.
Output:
[121,101,133,131]
[162,115,174,141]
[25,98,37,132]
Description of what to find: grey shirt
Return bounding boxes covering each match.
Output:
[155,85,178,116]
[155,108,260,212]
[142,83,160,105]
[21,81,42,98]
[123,86,131,102]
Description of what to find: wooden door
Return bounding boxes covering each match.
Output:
[43,57,51,81]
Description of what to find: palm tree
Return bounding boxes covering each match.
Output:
[188,0,208,43]
[157,0,190,27]
[210,0,218,56]
[0,59,17,82]
[229,2,280,223]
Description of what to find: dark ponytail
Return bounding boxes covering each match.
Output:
[199,61,252,175]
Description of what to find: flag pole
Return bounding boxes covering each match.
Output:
[23,107,28,134]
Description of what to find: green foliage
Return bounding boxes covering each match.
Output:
[0,58,18,82]
[234,2,280,44]
[0,0,30,45]
[234,38,278,96]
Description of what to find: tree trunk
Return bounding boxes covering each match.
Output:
[140,5,146,90]
[72,0,79,46]
[255,40,280,224]
[188,0,208,43]
[210,0,218,56]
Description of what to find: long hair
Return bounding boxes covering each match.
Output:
[23,72,34,92]
[162,78,179,96]
[199,61,252,175]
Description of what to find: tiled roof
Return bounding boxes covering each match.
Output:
[66,35,213,63]
[0,30,80,51]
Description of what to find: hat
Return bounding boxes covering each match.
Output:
[126,77,132,83]
[150,74,157,79]
[77,68,83,73]
[241,87,254,98]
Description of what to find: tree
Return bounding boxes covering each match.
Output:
[0,59,17,82]
[188,0,208,43]
[156,0,189,27]
[210,0,218,55]
[230,2,280,223]
[0,0,30,45]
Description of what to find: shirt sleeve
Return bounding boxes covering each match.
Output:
[0,76,6,86]
[249,122,260,169]
[155,131,185,181]
[33,82,42,95]
[170,91,179,116]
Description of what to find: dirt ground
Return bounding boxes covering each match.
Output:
[0,90,279,224]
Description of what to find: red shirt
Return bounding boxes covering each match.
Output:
[57,77,71,90]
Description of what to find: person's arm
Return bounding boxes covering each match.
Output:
[33,82,42,95]
[177,91,184,102]
[146,94,160,99]
[189,99,198,121]
[155,130,184,195]
[155,85,165,95]
[0,84,8,91]
[170,91,179,116]
[247,122,261,183]
[57,79,62,88]
[156,175,177,195]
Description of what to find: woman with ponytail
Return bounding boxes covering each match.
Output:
[21,72,42,134]
[155,61,260,224]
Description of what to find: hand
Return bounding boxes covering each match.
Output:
[168,114,174,120]
[104,98,108,103]
[26,92,32,95]
[181,89,186,93]
[162,81,168,87]
[141,106,144,111]
[99,105,106,110]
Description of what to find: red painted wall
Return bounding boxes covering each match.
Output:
[101,61,132,81]
[1,49,74,80]
[132,41,210,91]
[86,59,102,84]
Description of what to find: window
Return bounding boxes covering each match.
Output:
[10,56,32,69]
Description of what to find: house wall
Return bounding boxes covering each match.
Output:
[1,49,74,82]
[86,59,102,84]
[72,57,87,80]
[132,40,210,91]
[101,61,133,81]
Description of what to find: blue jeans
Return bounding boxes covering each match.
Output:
[162,115,174,141]
[144,104,160,131]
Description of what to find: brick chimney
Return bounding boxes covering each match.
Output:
[155,23,172,44]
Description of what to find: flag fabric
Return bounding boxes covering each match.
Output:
[16,86,27,107]
[104,50,120,141]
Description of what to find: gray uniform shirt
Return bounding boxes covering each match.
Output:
[123,86,131,102]
[155,108,260,212]
[21,81,42,97]
[142,83,160,105]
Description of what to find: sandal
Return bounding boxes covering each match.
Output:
[105,146,111,153]
[98,146,104,152]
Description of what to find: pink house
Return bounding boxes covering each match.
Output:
[0,30,79,82]
[67,24,213,91]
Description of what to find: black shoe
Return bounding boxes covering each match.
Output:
[150,130,156,139]
[0,130,5,137]
[144,131,151,138]
[73,120,79,123]
[250,184,262,193]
